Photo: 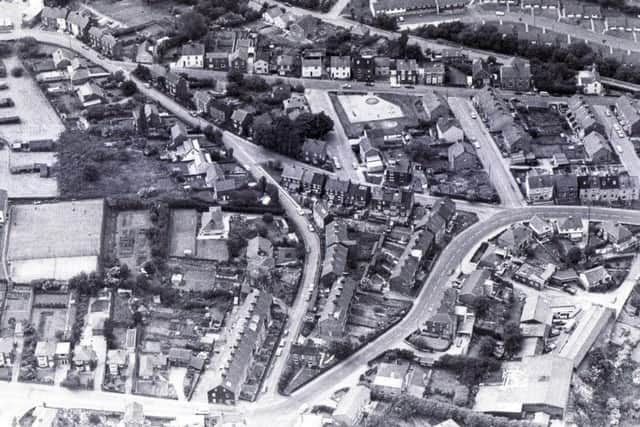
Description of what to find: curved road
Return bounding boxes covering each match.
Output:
[3,27,640,427]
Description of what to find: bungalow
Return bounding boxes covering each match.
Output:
[600,221,636,252]
[76,82,106,106]
[177,43,205,69]
[301,138,328,165]
[107,349,128,375]
[372,363,410,399]
[0,337,15,367]
[73,345,98,370]
[35,341,56,368]
[579,266,612,290]
[437,117,464,142]
[55,342,71,365]
[556,216,585,241]
[514,263,556,290]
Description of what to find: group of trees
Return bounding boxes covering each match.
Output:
[252,111,333,157]
[435,354,501,387]
[413,22,640,92]
[368,395,536,427]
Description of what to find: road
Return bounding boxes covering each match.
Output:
[305,89,364,182]
[448,97,525,208]
[4,22,640,427]
[592,104,640,174]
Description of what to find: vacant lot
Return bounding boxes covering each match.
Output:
[168,209,198,258]
[32,308,69,339]
[1,287,33,332]
[116,210,152,268]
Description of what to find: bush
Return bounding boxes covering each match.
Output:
[10,67,24,77]
[121,80,137,96]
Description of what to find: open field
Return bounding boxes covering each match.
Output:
[168,209,198,258]
[7,200,104,260]
[116,210,152,268]
[6,200,104,282]
[88,0,185,26]
[336,93,404,124]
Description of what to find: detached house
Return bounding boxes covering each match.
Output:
[525,170,554,204]
[35,341,56,368]
[437,117,464,142]
[600,221,637,252]
[41,7,69,31]
[66,11,91,39]
[0,337,15,367]
[301,138,328,165]
[556,216,585,241]
[193,90,214,115]
[500,58,531,91]
[230,108,254,136]
[177,43,205,69]
[165,72,189,97]
[579,266,612,290]
[448,141,476,171]
[302,57,323,78]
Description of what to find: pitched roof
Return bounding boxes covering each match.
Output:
[583,131,611,158]
[600,221,632,243]
[520,295,553,325]
[330,56,350,68]
[322,243,349,277]
[448,141,474,158]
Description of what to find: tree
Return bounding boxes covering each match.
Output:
[503,320,522,354]
[10,67,23,78]
[262,212,274,224]
[630,292,640,316]
[227,69,245,85]
[471,296,493,317]
[328,339,354,359]
[293,112,334,139]
[136,104,148,135]
[132,64,151,81]
[82,165,99,182]
[478,336,496,357]
[177,11,207,40]
[373,14,398,31]
[121,80,137,96]
[566,246,582,265]
[175,79,191,103]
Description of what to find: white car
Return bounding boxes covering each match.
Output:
[614,124,621,131]
[470,112,477,119]
[341,84,352,89]
[473,141,480,149]
[616,145,623,153]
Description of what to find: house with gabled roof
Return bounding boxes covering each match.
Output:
[556,216,585,241]
[301,139,328,165]
[600,221,636,252]
[317,277,356,338]
[528,215,553,240]
[579,266,612,290]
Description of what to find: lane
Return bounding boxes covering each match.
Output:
[305,88,364,182]
[448,97,525,208]
[592,104,640,174]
